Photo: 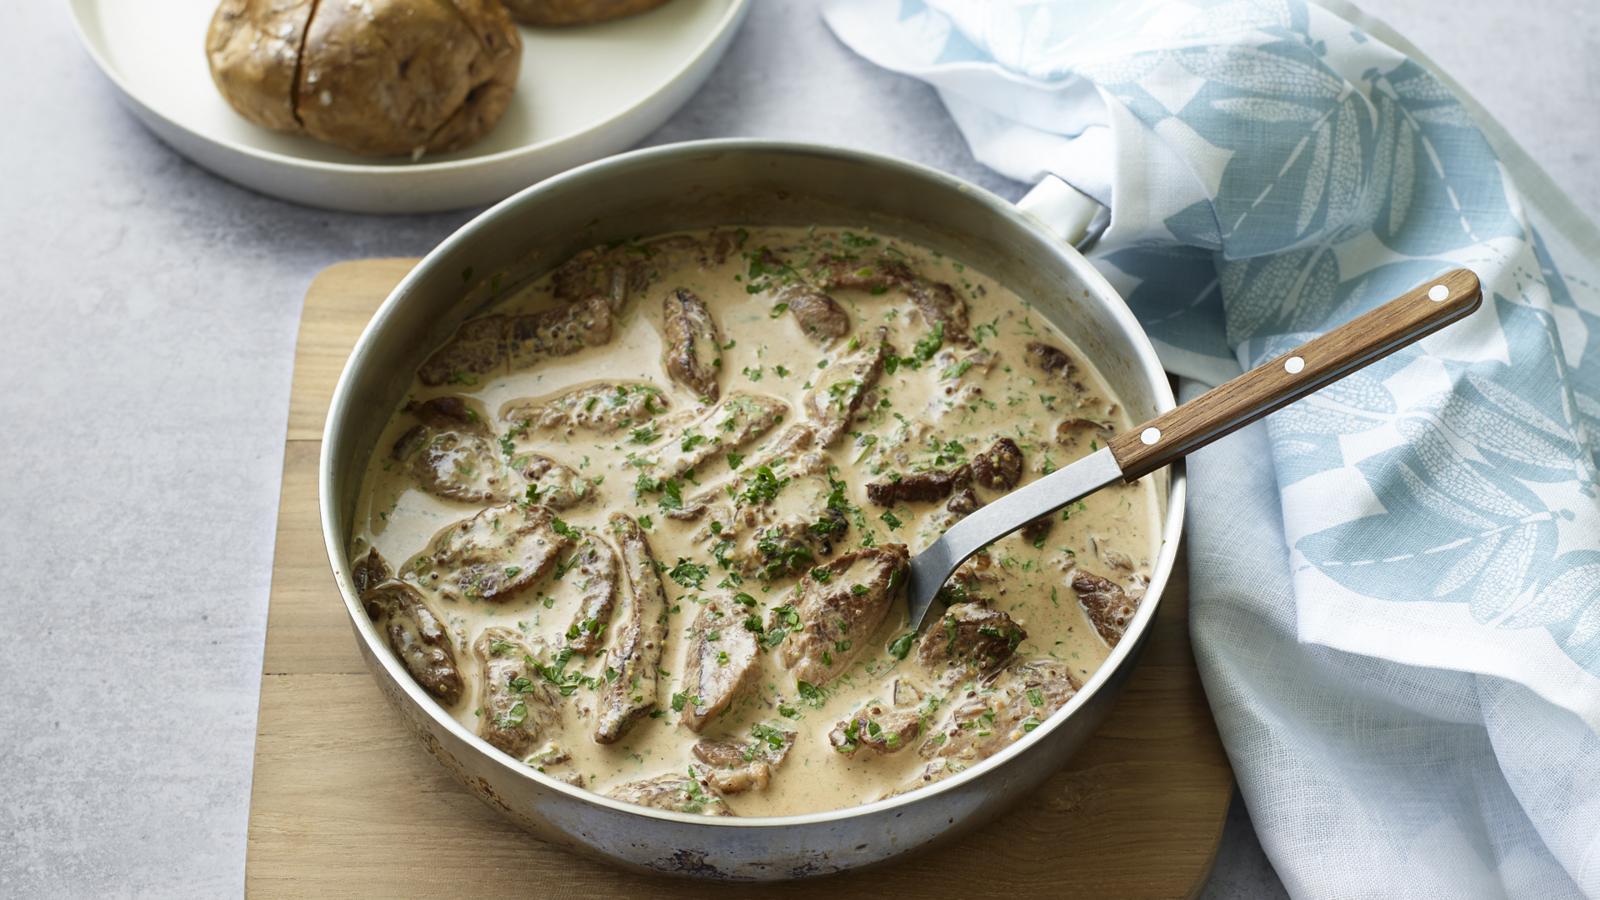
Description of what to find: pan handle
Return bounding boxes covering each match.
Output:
[1016,174,1108,251]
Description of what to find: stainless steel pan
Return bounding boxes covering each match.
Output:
[319,139,1183,879]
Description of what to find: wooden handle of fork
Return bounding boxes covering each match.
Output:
[1108,268,1482,481]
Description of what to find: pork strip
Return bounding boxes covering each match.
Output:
[803,326,889,446]
[561,535,619,655]
[1071,570,1143,646]
[829,679,923,756]
[474,627,563,759]
[776,544,909,687]
[361,580,463,706]
[776,282,851,343]
[1025,341,1076,379]
[593,513,669,743]
[912,658,1079,780]
[550,243,650,308]
[691,727,795,795]
[865,465,970,507]
[418,316,507,387]
[661,288,724,401]
[551,232,741,307]
[917,602,1026,678]
[905,279,971,346]
[352,547,392,595]
[648,392,787,482]
[519,454,592,510]
[500,381,669,436]
[505,295,613,372]
[418,502,574,604]
[679,599,761,733]
[391,396,509,504]
[970,437,1024,491]
[811,254,913,293]
[607,773,732,816]
[418,298,614,387]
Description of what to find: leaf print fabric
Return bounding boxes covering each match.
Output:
[827,0,1600,895]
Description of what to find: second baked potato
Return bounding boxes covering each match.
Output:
[502,0,671,27]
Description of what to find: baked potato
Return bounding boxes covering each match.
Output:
[502,0,671,27]
[206,0,522,157]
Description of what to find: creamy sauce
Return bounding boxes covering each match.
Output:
[349,226,1158,816]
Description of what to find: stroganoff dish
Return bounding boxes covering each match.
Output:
[349,226,1158,816]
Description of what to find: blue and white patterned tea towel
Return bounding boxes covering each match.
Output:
[824,1,1600,895]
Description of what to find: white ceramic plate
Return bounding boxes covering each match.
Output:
[69,0,749,213]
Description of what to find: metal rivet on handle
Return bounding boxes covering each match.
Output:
[1141,427,1161,445]
[1428,284,1449,301]
[1285,356,1305,374]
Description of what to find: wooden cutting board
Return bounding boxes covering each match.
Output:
[245,259,1235,898]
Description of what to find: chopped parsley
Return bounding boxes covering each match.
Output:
[755,530,813,580]
[763,604,800,648]
[750,722,790,751]
[668,558,709,590]
[711,538,734,570]
[884,321,945,374]
[795,680,826,706]
[744,248,798,295]
[826,378,860,410]
[808,469,853,540]
[634,474,684,512]
[495,701,527,729]
[529,649,602,697]
[912,322,945,361]
[941,357,974,380]
[566,617,603,641]
[888,632,915,660]
[735,464,788,506]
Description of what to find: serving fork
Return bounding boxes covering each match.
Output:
[903,268,1483,634]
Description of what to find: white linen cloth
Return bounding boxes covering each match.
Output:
[823,1,1600,895]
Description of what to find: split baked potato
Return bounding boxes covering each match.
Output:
[206,0,522,157]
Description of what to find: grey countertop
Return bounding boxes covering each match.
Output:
[2,1,1596,896]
